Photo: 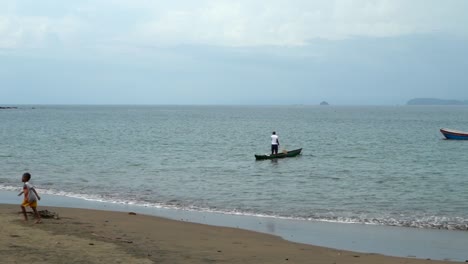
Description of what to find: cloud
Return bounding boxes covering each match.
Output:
[0,14,85,49]
[0,0,467,50]
[133,0,468,47]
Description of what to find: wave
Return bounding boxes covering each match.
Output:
[2,184,467,231]
[302,215,468,231]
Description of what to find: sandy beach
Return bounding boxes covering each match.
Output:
[0,204,460,264]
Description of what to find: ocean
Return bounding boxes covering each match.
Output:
[1,105,468,231]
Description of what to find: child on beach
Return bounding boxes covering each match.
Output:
[18,172,41,223]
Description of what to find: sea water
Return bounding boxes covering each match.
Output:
[1,105,468,231]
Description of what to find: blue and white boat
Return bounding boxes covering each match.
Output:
[440,128,468,140]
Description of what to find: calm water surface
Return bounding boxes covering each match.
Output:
[1,105,467,230]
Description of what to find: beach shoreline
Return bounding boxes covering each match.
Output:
[0,203,461,264]
[1,190,467,263]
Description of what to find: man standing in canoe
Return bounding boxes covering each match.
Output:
[271,131,280,155]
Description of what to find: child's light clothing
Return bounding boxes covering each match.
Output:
[22,182,38,208]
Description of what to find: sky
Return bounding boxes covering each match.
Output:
[1,0,468,105]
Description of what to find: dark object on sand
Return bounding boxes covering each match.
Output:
[38,210,60,219]
[20,209,59,219]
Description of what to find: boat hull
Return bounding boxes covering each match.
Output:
[440,128,468,140]
[255,148,302,160]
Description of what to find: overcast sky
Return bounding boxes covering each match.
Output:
[1,0,467,105]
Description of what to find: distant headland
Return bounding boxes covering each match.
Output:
[407,98,468,106]
[0,106,18,109]
[320,101,329,106]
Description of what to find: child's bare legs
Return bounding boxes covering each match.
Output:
[20,205,28,221]
[31,207,42,223]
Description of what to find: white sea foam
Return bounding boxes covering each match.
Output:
[3,183,467,231]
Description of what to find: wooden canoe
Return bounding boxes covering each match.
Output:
[440,128,468,140]
[255,148,302,160]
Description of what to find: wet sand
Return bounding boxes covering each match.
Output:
[0,204,459,264]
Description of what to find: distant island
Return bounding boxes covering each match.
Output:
[320,101,329,106]
[0,106,18,109]
[407,98,468,106]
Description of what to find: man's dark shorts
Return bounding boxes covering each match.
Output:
[271,144,279,154]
